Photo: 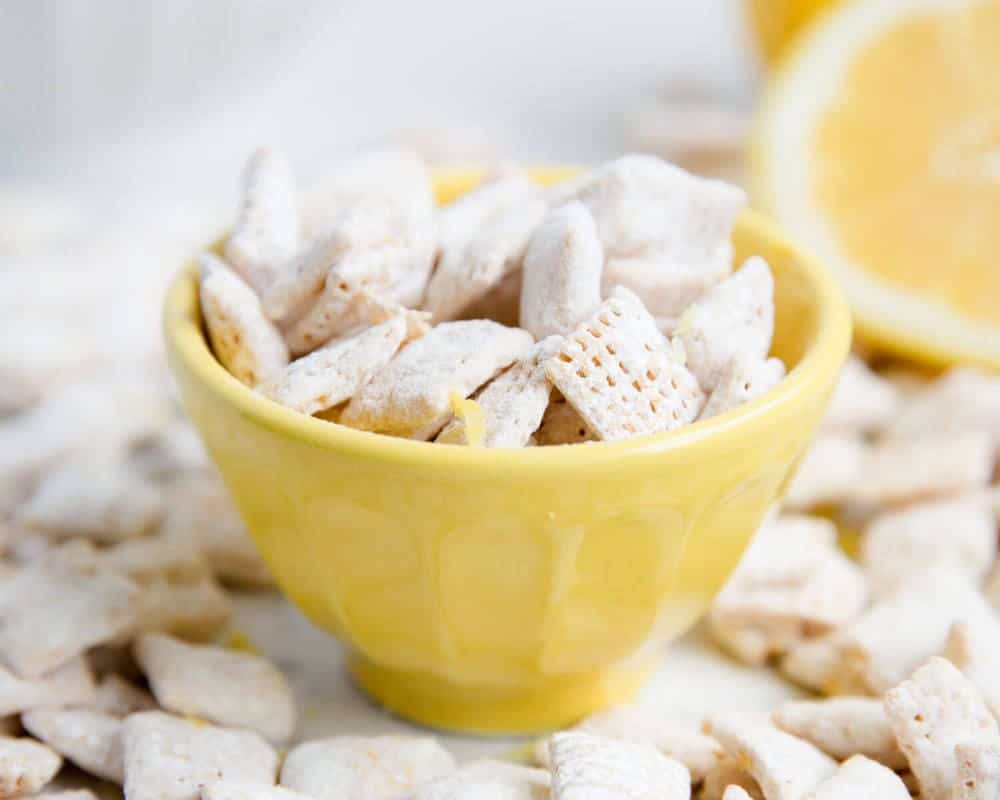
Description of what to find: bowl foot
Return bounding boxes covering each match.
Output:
[349,655,655,735]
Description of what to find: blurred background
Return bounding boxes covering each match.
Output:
[0,1,754,226]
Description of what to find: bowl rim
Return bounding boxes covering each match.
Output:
[163,168,852,473]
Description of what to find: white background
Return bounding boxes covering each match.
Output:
[1,0,759,222]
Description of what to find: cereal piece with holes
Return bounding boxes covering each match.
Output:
[544,288,704,441]
[955,739,1000,800]
[341,320,533,439]
[884,657,999,800]
[200,254,289,388]
[224,147,300,295]
[520,202,603,339]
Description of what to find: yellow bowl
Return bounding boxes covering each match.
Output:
[163,167,851,734]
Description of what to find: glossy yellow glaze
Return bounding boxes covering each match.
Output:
[163,167,851,734]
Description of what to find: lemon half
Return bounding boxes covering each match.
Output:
[755,0,1000,369]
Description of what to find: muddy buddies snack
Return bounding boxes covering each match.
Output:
[200,150,786,446]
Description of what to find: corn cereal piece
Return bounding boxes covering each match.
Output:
[548,731,690,800]
[0,565,138,678]
[858,431,995,506]
[955,739,1000,800]
[204,782,314,800]
[342,320,533,439]
[438,337,561,448]
[200,254,289,388]
[260,208,386,325]
[708,515,866,665]
[945,620,1000,721]
[804,754,909,800]
[676,257,774,392]
[425,192,546,322]
[408,761,549,800]
[700,759,761,800]
[840,568,993,694]
[278,150,435,319]
[821,356,901,433]
[101,531,209,584]
[885,657,998,800]
[426,170,541,321]
[699,356,786,420]
[887,367,1000,447]
[784,434,869,510]
[772,698,906,769]
[134,575,231,641]
[22,709,123,783]
[165,476,272,587]
[536,703,724,784]
[16,459,164,543]
[123,711,278,800]
[279,736,456,800]
[0,657,95,717]
[0,737,61,798]
[271,314,417,414]
[545,288,704,441]
[283,247,429,357]
[570,155,744,313]
[92,674,157,717]
[861,499,996,597]
[520,202,603,339]
[225,147,299,295]
[534,393,597,445]
[706,714,837,800]
[135,633,295,743]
